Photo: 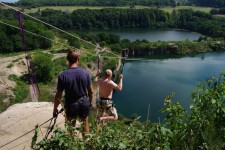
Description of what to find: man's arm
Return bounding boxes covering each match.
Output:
[113,74,123,91]
[87,84,94,107]
[53,90,63,117]
[94,69,101,83]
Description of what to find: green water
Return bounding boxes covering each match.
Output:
[113,52,225,122]
[90,28,201,41]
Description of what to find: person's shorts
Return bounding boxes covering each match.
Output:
[97,99,118,119]
[66,96,90,118]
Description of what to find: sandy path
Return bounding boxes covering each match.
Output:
[0,102,65,150]
[0,55,26,106]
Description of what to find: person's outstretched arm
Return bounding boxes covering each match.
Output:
[94,69,101,83]
[113,74,123,91]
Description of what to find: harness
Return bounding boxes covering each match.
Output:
[98,97,114,110]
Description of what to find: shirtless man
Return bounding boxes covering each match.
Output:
[94,69,123,123]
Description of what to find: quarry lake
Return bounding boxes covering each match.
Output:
[113,52,225,122]
[91,28,201,41]
[74,28,223,122]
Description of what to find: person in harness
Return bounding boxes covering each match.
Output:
[94,69,123,125]
[53,49,93,135]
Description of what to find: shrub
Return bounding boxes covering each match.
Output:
[31,53,53,83]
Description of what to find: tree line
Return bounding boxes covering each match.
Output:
[189,0,225,8]
[210,7,225,15]
[16,0,177,7]
[33,8,225,38]
[14,0,225,8]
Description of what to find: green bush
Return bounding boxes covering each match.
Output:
[0,93,8,112]
[32,53,53,83]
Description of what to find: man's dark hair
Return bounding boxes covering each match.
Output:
[67,49,80,63]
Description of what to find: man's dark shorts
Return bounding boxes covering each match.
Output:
[66,96,90,118]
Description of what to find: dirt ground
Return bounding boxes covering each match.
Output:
[0,54,26,107]
[0,102,65,150]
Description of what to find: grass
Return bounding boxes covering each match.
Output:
[215,14,225,17]
[24,5,213,14]
[38,83,55,102]
[24,6,149,13]
[8,74,29,104]
[0,52,24,58]
[162,6,212,13]
[0,93,9,113]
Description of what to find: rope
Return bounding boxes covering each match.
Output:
[0,20,69,47]
[18,11,40,99]
[0,2,96,48]
[97,54,100,70]
[0,108,64,149]
[44,108,63,139]
[0,118,51,149]
[120,58,125,74]
[0,109,45,131]
[0,20,120,60]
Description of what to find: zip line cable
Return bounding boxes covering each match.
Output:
[0,109,46,131]
[0,118,51,149]
[0,20,70,48]
[0,20,119,59]
[0,2,97,48]
[0,20,93,57]
[0,108,64,149]
[0,2,121,59]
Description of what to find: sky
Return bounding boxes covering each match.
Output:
[0,0,18,3]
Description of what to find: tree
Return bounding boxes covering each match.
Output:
[31,53,53,83]
[210,8,219,15]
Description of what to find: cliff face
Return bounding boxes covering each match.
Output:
[122,45,178,57]
[122,40,225,57]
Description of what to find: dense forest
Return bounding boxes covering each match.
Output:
[33,8,225,38]
[210,7,225,15]
[189,0,225,7]
[15,0,225,7]
[0,8,53,53]
[16,0,177,7]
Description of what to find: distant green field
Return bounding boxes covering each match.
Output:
[24,5,213,14]
[24,6,145,13]
[162,6,212,13]
[215,14,225,17]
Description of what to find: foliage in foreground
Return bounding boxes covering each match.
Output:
[32,72,225,149]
